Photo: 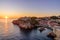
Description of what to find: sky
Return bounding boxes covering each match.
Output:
[0,0,60,18]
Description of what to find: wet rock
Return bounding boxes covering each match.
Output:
[47,32,57,39]
[12,20,19,25]
[39,27,45,32]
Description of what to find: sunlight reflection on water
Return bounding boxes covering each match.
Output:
[3,18,9,37]
[0,19,20,39]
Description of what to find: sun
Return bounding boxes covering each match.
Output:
[5,16,8,18]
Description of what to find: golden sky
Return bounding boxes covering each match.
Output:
[0,0,60,18]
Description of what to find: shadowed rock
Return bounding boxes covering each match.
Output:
[39,27,45,32]
[47,32,57,40]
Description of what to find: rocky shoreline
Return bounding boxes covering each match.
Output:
[12,16,60,40]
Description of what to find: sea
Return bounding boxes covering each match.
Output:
[0,18,53,40]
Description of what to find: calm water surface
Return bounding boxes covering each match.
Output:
[0,18,53,40]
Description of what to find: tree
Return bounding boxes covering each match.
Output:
[30,17,39,26]
[50,16,58,19]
